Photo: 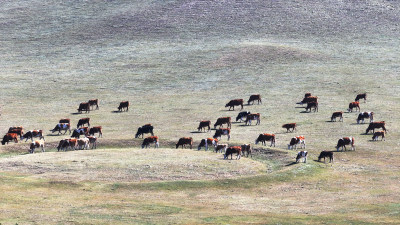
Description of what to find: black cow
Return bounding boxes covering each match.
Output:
[135,124,154,138]
[236,111,251,122]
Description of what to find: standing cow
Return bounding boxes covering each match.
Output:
[197,138,218,151]
[331,111,343,122]
[247,94,262,105]
[176,137,193,149]
[77,102,90,113]
[357,112,374,124]
[135,124,154,138]
[318,151,333,163]
[77,118,90,128]
[296,151,308,163]
[213,128,231,141]
[118,101,129,112]
[348,102,360,112]
[197,121,211,132]
[245,113,261,125]
[51,123,71,135]
[1,133,19,145]
[355,93,367,103]
[224,146,242,160]
[236,111,251,122]
[366,121,386,134]
[21,130,44,142]
[214,117,231,129]
[225,99,244,111]
[29,140,45,153]
[255,133,276,147]
[282,123,296,132]
[142,136,159,149]
[288,136,306,150]
[336,137,355,151]
[88,99,99,110]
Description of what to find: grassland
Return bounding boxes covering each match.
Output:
[1,0,400,224]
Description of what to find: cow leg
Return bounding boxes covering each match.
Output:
[227,134,230,141]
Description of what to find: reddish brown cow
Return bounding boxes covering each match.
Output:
[8,126,24,138]
[29,140,45,153]
[197,138,218,151]
[241,144,252,157]
[255,133,276,147]
[366,121,386,134]
[142,136,159,148]
[214,117,231,129]
[245,113,261,125]
[1,133,18,145]
[89,126,103,137]
[305,102,318,112]
[21,130,44,142]
[331,111,343,122]
[355,93,367,103]
[59,118,71,124]
[78,102,90,113]
[88,99,99,110]
[57,138,78,151]
[176,137,193,149]
[336,137,355,151]
[215,144,227,153]
[224,146,242,160]
[282,123,296,132]
[288,136,305,150]
[213,128,231,140]
[301,96,318,104]
[247,94,262,105]
[372,131,385,141]
[197,120,211,132]
[225,99,244,111]
[348,102,360,112]
[118,101,129,111]
[77,118,90,128]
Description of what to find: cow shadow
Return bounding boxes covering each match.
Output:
[350,123,361,125]
[325,120,334,123]
[299,111,310,113]
[238,124,249,127]
[232,121,242,124]
[111,110,123,113]
[71,112,82,115]
[190,131,203,134]
[295,106,306,109]
[47,133,66,136]
[285,162,298,167]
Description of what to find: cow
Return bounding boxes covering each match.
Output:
[301,96,318,105]
[142,136,159,149]
[288,136,306,150]
[176,137,193,149]
[59,118,71,124]
[366,121,386,134]
[355,93,367,103]
[305,102,318,112]
[318,151,333,163]
[77,137,90,150]
[77,118,90,128]
[336,137,355,151]
[372,131,385,141]
[71,127,89,138]
[197,138,218,151]
[29,140,45,153]
[88,99,99,110]
[197,121,211,132]
[21,130,44,142]
[225,99,244,111]
[224,146,242,160]
[57,138,78,151]
[247,94,262,105]
[213,128,231,141]
[89,126,103,138]
[1,133,18,145]
[215,144,227,153]
[51,123,71,135]
[77,102,90,113]
[304,93,311,98]
[296,151,308,163]
[8,126,24,138]
[87,136,98,149]
[245,113,261,125]
[214,117,231,129]
[241,144,252,157]
[348,101,360,112]
[135,124,154,138]
[118,101,129,111]
[331,111,343,122]
[357,112,374,124]
[236,111,251,122]
[282,123,296,132]
[255,133,276,147]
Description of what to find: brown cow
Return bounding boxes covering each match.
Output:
[77,102,90,113]
[87,136,98,149]
[301,96,318,105]
[255,133,276,147]
[282,123,296,132]
[245,113,261,125]
[215,144,227,153]
[77,118,90,128]
[59,118,71,124]
[57,138,78,151]
[21,130,44,142]
[142,136,159,148]
[372,131,385,141]
[318,151,333,163]
[176,137,193,149]
[29,140,45,153]
[366,121,386,134]
[88,99,99,110]
[355,93,367,103]
[214,117,231,129]
[225,99,243,111]
[304,93,311,98]
[118,101,129,111]
[336,137,355,151]
[213,128,231,140]
[348,101,360,112]
[357,112,373,124]
[241,144,252,157]
[8,126,24,138]
[1,133,18,145]
[305,102,318,112]
[247,94,262,105]
[331,111,343,122]
[197,138,218,151]
[288,136,306,150]
[224,146,242,160]
[197,120,211,132]
[89,126,103,138]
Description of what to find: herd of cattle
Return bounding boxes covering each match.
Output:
[1,94,388,163]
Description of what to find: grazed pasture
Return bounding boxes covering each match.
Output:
[1,0,400,224]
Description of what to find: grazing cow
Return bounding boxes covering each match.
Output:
[301,96,318,104]
[304,93,311,98]
[8,126,24,138]
[77,102,90,113]
[247,94,262,105]
[236,111,251,122]
[225,99,244,111]
[366,121,386,134]
[357,112,374,124]
[57,138,78,151]
[1,133,18,145]
[213,128,231,141]
[142,136,159,149]
[282,123,296,132]
[336,137,355,151]
[176,137,193,149]
[29,140,45,153]
[215,144,227,153]
[135,124,154,138]
[224,146,242,160]
[88,99,99,110]
[77,137,90,150]
[348,101,360,112]
[21,130,44,142]
[59,118,70,124]
[288,136,306,150]
[214,117,231,129]
[355,93,367,103]
[89,126,103,138]
[318,151,333,163]
[87,136,98,149]
[71,127,89,138]
[245,113,261,125]
[305,102,318,112]
[241,144,252,157]
[197,138,218,151]
[197,120,211,132]
[255,133,276,147]
[77,118,90,128]
[372,131,385,141]
[51,123,71,135]
[118,101,129,111]
[296,151,308,163]
[331,111,343,122]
